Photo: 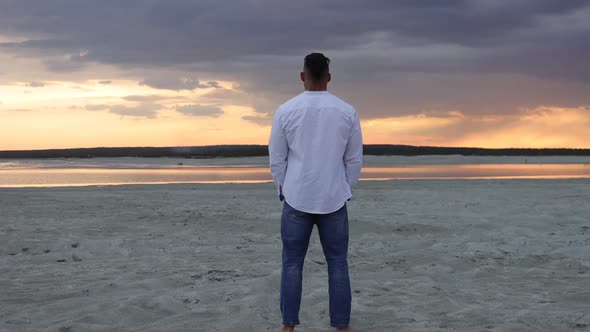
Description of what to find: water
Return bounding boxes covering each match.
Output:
[1,157,589,187]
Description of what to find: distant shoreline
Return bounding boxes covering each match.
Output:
[1,144,589,159]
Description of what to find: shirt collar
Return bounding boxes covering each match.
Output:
[302,90,330,95]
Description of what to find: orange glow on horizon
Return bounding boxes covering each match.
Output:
[1,79,589,150]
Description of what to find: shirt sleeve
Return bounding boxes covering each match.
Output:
[268,108,288,196]
[344,110,363,193]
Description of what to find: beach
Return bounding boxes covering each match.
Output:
[1,179,589,331]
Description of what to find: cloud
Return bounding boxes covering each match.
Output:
[139,77,211,90]
[27,81,45,87]
[41,51,90,72]
[359,106,590,148]
[85,103,159,117]
[98,80,112,84]
[207,81,221,88]
[0,1,587,79]
[110,104,160,118]
[0,1,588,129]
[122,94,183,103]
[201,88,247,103]
[175,104,223,117]
[242,115,272,126]
[329,72,590,120]
[85,104,110,111]
[446,107,590,148]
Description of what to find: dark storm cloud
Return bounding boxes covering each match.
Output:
[321,0,590,46]
[0,0,589,121]
[1,1,588,71]
[41,54,89,72]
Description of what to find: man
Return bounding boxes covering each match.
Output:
[269,53,363,332]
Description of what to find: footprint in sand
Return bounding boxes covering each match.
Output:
[206,269,242,282]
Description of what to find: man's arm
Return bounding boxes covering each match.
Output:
[344,111,363,194]
[269,108,288,200]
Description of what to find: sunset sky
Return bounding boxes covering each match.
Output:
[1,1,589,150]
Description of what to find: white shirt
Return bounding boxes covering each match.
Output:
[269,90,363,214]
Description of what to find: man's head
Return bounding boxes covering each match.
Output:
[301,52,331,90]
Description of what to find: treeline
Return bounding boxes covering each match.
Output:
[364,145,590,156]
[0,145,267,159]
[1,145,589,159]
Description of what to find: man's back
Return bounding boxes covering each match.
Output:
[271,53,361,332]
[269,90,363,214]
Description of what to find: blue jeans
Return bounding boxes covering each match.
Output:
[280,201,351,328]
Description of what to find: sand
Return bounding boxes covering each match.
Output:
[1,179,589,331]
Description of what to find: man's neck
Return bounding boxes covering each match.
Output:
[305,82,328,91]
[305,86,328,92]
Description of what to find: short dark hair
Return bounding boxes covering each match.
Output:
[304,53,330,81]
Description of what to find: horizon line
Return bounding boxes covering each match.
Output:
[1,144,590,153]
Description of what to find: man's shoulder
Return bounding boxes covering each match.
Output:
[278,93,306,110]
[278,92,357,117]
[273,95,298,119]
[323,94,357,123]
[327,93,356,113]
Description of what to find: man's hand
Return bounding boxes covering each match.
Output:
[279,194,285,201]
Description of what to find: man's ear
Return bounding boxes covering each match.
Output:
[327,73,332,83]
[300,71,305,82]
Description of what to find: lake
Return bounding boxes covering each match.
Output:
[1,156,589,187]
